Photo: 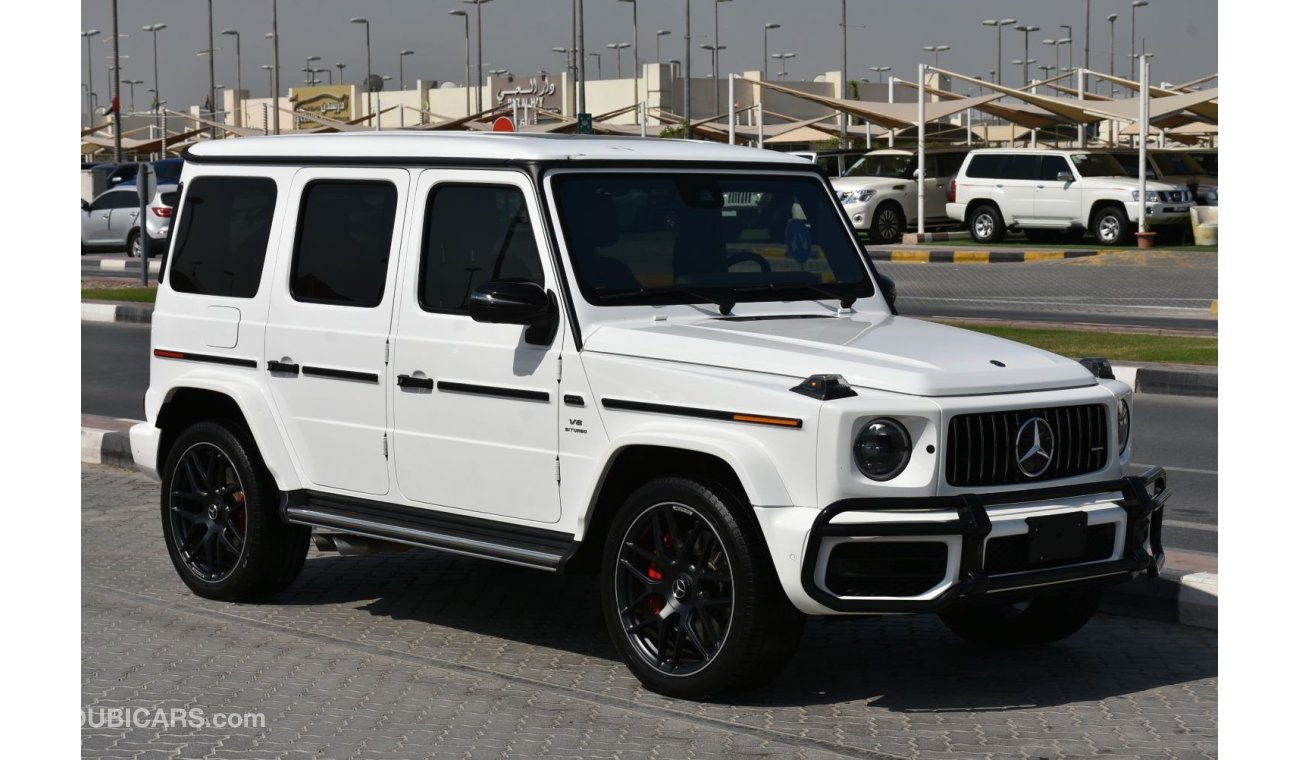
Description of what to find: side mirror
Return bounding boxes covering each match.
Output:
[1056,172,1075,183]
[82,200,90,212]
[468,281,557,344]
[877,273,898,311]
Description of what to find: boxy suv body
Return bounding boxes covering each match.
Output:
[831,148,970,243]
[132,133,1168,699]
[946,149,1193,245]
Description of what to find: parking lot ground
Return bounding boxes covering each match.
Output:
[83,465,1218,759]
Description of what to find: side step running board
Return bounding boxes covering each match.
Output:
[283,491,576,572]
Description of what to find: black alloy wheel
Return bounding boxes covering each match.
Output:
[167,441,248,583]
[872,203,904,244]
[614,501,735,677]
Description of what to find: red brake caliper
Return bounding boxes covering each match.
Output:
[233,490,246,533]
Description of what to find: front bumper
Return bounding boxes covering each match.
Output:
[799,468,1168,613]
[1125,201,1191,226]
[840,197,882,230]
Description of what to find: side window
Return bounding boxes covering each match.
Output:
[1003,155,1040,181]
[965,154,1004,179]
[1039,155,1072,181]
[290,181,398,308]
[419,184,543,313]
[92,191,131,211]
[938,153,967,177]
[168,176,277,298]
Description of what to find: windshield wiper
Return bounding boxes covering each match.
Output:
[731,283,857,309]
[595,287,736,315]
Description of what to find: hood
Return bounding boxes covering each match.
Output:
[831,175,911,193]
[584,315,1096,397]
[1087,176,1180,192]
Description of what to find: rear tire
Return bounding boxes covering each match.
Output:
[126,230,141,258]
[160,420,311,602]
[601,476,805,699]
[869,203,905,244]
[939,589,1101,647]
[968,204,1005,243]
[1091,205,1131,246]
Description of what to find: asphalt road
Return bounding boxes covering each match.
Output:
[81,320,1218,556]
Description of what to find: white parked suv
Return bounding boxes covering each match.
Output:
[831,148,969,243]
[132,133,1168,700]
[946,149,1193,245]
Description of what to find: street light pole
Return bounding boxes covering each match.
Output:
[221,30,242,127]
[712,0,732,118]
[1130,1,1148,83]
[261,65,273,98]
[982,18,1016,85]
[336,63,346,84]
[922,44,950,67]
[349,18,372,119]
[271,1,280,134]
[763,23,779,80]
[868,65,890,83]
[450,11,470,115]
[82,29,100,128]
[588,52,602,80]
[1107,14,1118,97]
[656,29,671,65]
[110,2,122,161]
[839,0,847,150]
[1061,25,1073,71]
[606,43,630,80]
[619,0,639,122]
[771,53,795,80]
[399,49,413,127]
[1014,25,1039,86]
[683,0,691,139]
[1084,0,1091,81]
[465,0,494,114]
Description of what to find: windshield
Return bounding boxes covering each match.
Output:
[1152,152,1203,176]
[552,172,873,308]
[1193,152,1217,175]
[843,154,914,179]
[1071,153,1129,178]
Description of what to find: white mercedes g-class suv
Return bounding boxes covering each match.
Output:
[132,133,1168,700]
[946,149,1193,245]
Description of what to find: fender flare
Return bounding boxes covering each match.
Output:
[157,373,304,492]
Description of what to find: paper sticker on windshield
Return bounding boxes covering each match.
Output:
[785,219,812,263]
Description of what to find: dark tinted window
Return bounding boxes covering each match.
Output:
[1039,155,1072,181]
[160,191,178,206]
[153,160,183,182]
[1002,154,1039,180]
[92,191,138,210]
[965,154,1004,178]
[168,176,277,298]
[936,152,968,176]
[419,184,543,313]
[290,181,398,308]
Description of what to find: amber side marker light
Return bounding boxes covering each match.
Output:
[732,413,803,428]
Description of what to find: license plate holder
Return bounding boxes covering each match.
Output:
[1026,512,1089,564]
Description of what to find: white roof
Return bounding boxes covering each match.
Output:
[185,131,811,165]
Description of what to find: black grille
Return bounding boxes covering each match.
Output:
[824,541,948,597]
[945,404,1108,487]
[983,523,1117,575]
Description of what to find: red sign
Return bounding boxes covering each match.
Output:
[492,116,515,132]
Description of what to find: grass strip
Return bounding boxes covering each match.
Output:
[944,323,1217,366]
[82,287,158,304]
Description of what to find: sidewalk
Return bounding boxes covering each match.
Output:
[83,414,1217,632]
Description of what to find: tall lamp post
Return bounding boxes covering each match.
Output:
[270,1,280,135]
[261,64,273,97]
[712,0,732,116]
[450,10,470,115]
[683,0,691,139]
[762,22,779,79]
[1107,13,1119,97]
[1060,25,1074,71]
[922,44,950,67]
[981,18,1016,85]
[349,18,373,117]
[867,65,890,83]
[82,29,100,127]
[656,29,671,64]
[336,63,346,84]
[142,23,165,117]
[398,50,414,127]
[618,0,639,121]
[124,79,143,112]
[771,52,795,80]
[1043,38,1066,78]
[606,42,630,80]
[221,29,242,127]
[1014,24,1039,86]
[588,52,602,80]
[1130,1,1148,83]
[464,0,494,114]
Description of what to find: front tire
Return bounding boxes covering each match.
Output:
[939,589,1101,647]
[968,204,1005,243]
[160,420,310,602]
[1091,205,1131,246]
[601,476,804,699]
[126,230,141,258]
[870,203,905,244]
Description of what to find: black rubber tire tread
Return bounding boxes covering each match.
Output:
[126,229,140,258]
[160,420,310,602]
[601,476,805,700]
[938,589,1101,647]
[1091,204,1131,246]
[968,203,1005,243]
[870,202,905,244]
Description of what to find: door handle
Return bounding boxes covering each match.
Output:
[1036,185,1045,189]
[100,213,110,219]
[267,360,300,375]
[397,374,434,390]
[995,184,1004,188]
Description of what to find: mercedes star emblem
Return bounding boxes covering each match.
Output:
[1015,416,1055,478]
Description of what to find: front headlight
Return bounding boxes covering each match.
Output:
[1130,190,1161,202]
[839,189,875,204]
[1117,399,1131,452]
[853,418,912,480]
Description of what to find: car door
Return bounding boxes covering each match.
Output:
[82,190,131,244]
[1033,154,1082,225]
[922,153,956,223]
[998,154,1039,223]
[390,169,563,523]
[263,168,409,496]
[106,189,142,246]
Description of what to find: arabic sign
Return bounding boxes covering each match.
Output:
[494,75,560,122]
[289,85,353,127]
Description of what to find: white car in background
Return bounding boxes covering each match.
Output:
[831,149,969,243]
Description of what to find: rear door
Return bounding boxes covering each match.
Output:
[1033,154,1082,224]
[263,168,409,496]
[998,154,1039,223]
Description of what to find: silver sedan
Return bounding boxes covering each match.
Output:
[81,184,178,257]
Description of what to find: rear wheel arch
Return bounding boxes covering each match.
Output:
[155,385,300,492]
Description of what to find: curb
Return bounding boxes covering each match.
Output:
[81,424,1214,630]
[84,258,161,273]
[82,301,155,324]
[1111,363,1217,398]
[901,230,972,245]
[868,249,1100,264]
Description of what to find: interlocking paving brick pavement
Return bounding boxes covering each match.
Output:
[83,464,1218,759]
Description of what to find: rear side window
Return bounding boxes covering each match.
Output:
[965,154,1004,178]
[290,181,398,308]
[168,176,277,298]
[419,184,544,313]
[1002,155,1039,180]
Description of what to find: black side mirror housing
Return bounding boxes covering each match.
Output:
[467,281,557,344]
[82,200,90,211]
[877,273,898,311]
